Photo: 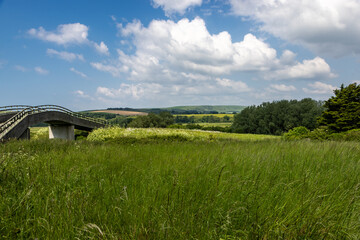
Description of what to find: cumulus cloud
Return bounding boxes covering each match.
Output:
[34,66,49,75]
[92,17,335,104]
[91,62,128,77]
[229,0,360,56]
[215,78,251,93]
[74,90,91,98]
[96,77,250,102]
[29,23,109,54]
[70,67,87,78]
[270,84,296,92]
[94,41,109,55]
[102,17,280,83]
[152,0,202,15]
[266,57,336,80]
[28,23,89,45]
[94,18,333,81]
[47,49,84,62]
[303,81,337,94]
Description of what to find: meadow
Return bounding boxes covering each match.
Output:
[1,128,360,239]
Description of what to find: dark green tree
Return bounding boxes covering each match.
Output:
[128,112,174,128]
[318,83,360,132]
[232,98,324,135]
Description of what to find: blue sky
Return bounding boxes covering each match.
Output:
[1,0,359,110]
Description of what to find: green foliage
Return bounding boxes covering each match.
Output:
[284,126,360,141]
[128,112,174,128]
[1,140,360,239]
[232,98,324,135]
[30,127,48,140]
[108,105,245,114]
[87,127,277,142]
[168,123,232,133]
[318,83,360,132]
[80,111,117,120]
[283,126,310,140]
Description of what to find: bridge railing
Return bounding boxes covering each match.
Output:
[0,105,108,139]
[0,105,33,114]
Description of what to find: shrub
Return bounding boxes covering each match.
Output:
[283,126,310,140]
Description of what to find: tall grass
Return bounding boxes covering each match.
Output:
[87,127,278,142]
[1,139,360,239]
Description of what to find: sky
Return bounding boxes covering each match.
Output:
[0,0,359,110]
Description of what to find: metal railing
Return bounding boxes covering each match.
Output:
[0,105,108,139]
[0,105,32,114]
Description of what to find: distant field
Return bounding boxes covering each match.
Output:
[92,110,148,116]
[175,113,234,118]
[163,105,245,113]
[191,122,232,127]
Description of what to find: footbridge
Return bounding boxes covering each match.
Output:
[0,105,107,141]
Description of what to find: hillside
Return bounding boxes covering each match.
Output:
[107,105,246,114]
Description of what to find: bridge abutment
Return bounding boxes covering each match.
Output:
[19,128,30,140]
[49,125,75,140]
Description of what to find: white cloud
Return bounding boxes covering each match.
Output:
[92,17,335,104]
[112,17,279,81]
[28,23,89,45]
[34,66,49,75]
[97,84,152,100]
[94,41,109,55]
[215,78,250,93]
[29,23,109,54]
[74,90,91,98]
[90,62,127,77]
[152,0,202,15]
[266,57,336,80]
[303,81,337,94]
[270,84,296,92]
[95,17,333,82]
[47,49,84,62]
[229,0,360,56]
[70,67,87,78]
[14,65,27,72]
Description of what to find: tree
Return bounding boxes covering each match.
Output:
[232,98,324,135]
[128,112,174,128]
[318,83,360,132]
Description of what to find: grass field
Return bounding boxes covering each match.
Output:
[87,127,277,142]
[190,122,232,127]
[175,113,234,118]
[91,110,148,116]
[1,128,360,239]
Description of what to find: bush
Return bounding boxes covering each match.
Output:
[283,126,310,140]
[284,127,360,141]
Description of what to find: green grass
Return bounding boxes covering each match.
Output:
[30,127,49,140]
[1,136,360,239]
[87,127,278,142]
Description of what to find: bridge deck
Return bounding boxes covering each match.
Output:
[0,105,107,141]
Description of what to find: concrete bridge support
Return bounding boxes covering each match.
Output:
[19,128,30,140]
[49,125,75,140]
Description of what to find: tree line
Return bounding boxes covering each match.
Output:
[231,98,324,135]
